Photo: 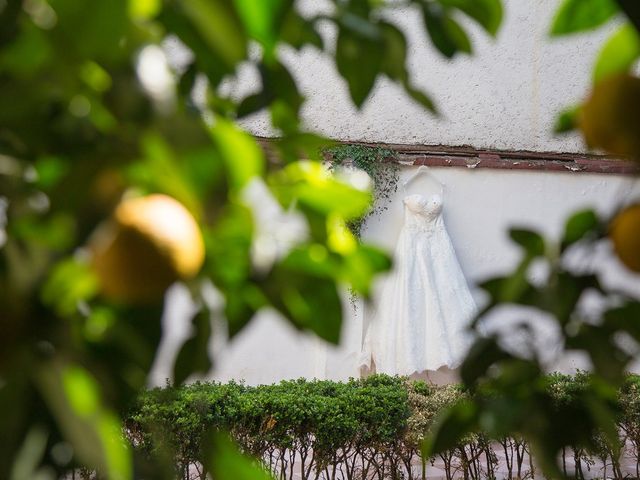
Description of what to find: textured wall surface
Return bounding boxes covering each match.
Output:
[237,0,615,153]
[151,167,640,386]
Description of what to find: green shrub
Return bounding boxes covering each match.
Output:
[125,373,640,480]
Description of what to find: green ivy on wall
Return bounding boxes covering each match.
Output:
[326,144,400,238]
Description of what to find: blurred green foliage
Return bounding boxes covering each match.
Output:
[0,0,502,477]
[3,0,640,477]
[424,206,640,478]
[423,3,640,478]
[551,0,640,135]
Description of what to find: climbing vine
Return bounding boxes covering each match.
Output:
[326,144,400,238]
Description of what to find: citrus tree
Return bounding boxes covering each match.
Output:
[0,0,503,478]
[425,1,640,477]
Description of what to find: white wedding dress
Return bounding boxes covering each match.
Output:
[360,193,476,376]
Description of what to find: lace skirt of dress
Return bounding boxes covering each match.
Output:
[360,220,476,376]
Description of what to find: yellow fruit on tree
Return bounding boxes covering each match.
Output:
[90,194,205,303]
[581,74,640,159]
[609,204,640,273]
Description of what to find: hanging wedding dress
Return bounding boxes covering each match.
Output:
[360,172,476,376]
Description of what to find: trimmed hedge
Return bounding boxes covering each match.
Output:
[126,373,640,480]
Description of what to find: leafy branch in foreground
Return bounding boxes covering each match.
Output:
[551,0,640,162]
[0,0,503,477]
[424,206,640,478]
[423,3,640,475]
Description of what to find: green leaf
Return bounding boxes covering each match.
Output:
[509,228,545,257]
[460,336,512,386]
[173,308,213,385]
[604,301,640,341]
[83,307,117,342]
[480,258,540,306]
[380,22,408,82]
[422,4,472,58]
[280,243,391,298]
[585,393,622,454]
[335,25,383,107]
[550,0,619,36]
[561,209,599,249]
[128,0,161,21]
[51,0,129,61]
[178,0,247,67]
[160,7,232,85]
[403,82,437,113]
[270,100,299,134]
[128,132,202,218]
[0,0,21,49]
[342,245,392,297]
[259,61,304,120]
[238,93,272,118]
[233,0,290,54]
[205,206,253,287]
[41,258,99,317]
[224,285,264,337]
[379,22,437,113]
[593,24,640,83]
[554,105,581,134]
[0,23,52,76]
[271,161,372,220]
[80,61,113,93]
[567,325,630,383]
[12,213,76,251]
[617,0,640,34]
[265,256,343,344]
[443,16,472,53]
[422,400,479,456]
[34,156,69,190]
[35,362,132,480]
[438,0,504,36]
[204,207,264,337]
[280,10,323,50]
[472,361,542,437]
[181,146,225,198]
[178,62,198,98]
[209,118,265,191]
[550,272,600,325]
[206,433,274,480]
[87,304,164,390]
[422,5,455,58]
[268,132,336,164]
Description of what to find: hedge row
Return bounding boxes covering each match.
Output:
[126,373,640,480]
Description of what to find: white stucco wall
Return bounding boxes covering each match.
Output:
[238,0,617,153]
[150,167,640,386]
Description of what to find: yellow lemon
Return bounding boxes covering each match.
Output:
[610,204,640,273]
[91,194,205,303]
[581,74,640,159]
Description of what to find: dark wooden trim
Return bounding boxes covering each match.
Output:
[257,137,639,176]
[403,151,637,175]
[337,141,638,175]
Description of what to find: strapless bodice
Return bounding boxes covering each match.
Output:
[403,194,443,231]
